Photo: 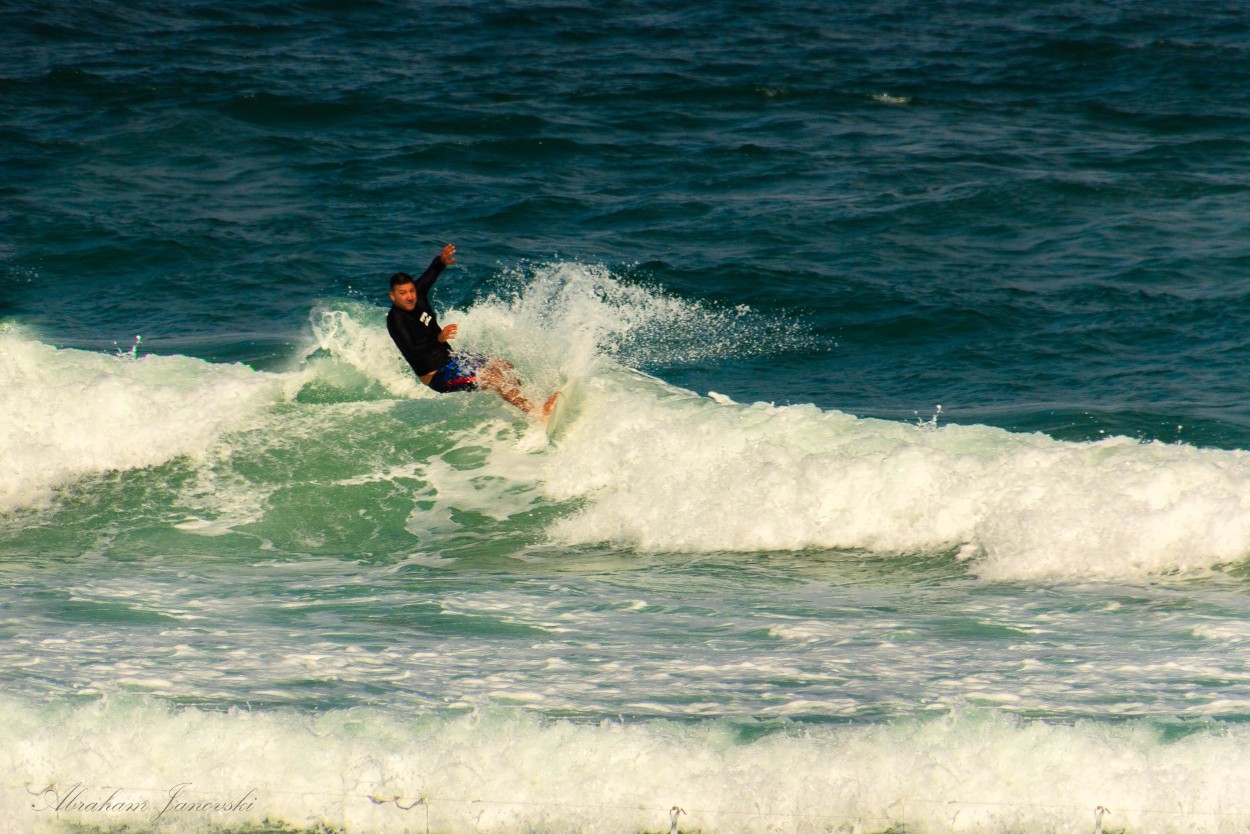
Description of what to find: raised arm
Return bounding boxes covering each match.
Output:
[414,243,457,296]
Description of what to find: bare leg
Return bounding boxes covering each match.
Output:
[541,390,561,419]
[478,359,558,421]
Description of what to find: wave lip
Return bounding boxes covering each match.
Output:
[0,328,301,513]
[540,377,1250,580]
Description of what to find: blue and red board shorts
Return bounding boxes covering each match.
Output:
[429,352,485,393]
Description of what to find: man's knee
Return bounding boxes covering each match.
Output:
[480,360,518,387]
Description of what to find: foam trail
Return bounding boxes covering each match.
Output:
[0,326,303,513]
[311,303,429,398]
[535,373,1250,579]
[3,697,1249,834]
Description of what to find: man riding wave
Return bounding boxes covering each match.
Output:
[387,244,559,419]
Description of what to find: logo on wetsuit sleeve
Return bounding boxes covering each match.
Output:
[420,312,432,327]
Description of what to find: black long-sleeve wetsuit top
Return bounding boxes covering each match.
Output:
[387,255,450,378]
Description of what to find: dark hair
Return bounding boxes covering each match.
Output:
[389,272,414,289]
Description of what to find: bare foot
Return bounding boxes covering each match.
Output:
[541,391,562,422]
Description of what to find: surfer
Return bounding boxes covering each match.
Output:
[387,244,559,420]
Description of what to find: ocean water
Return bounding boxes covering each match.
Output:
[5,1,1250,832]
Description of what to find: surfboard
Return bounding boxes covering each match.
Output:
[545,377,584,439]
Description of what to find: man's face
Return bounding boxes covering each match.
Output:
[390,281,417,311]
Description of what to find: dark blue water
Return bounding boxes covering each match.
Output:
[8,1,1250,442]
[6,3,1250,833]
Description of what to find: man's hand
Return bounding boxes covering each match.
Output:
[437,324,458,342]
[440,243,457,265]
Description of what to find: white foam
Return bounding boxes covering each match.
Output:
[516,370,1250,580]
[1191,622,1250,643]
[4,698,1250,834]
[0,327,303,514]
[470,261,809,376]
[310,304,430,397]
[400,418,549,537]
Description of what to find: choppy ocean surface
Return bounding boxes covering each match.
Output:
[6,2,1250,832]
